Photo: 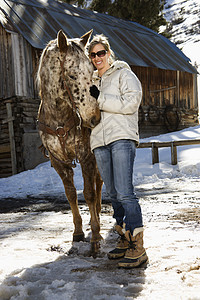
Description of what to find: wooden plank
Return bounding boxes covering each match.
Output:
[139,142,155,148]
[139,139,200,148]
[177,70,180,106]
[152,143,159,164]
[0,145,11,154]
[139,141,171,148]
[193,73,198,108]
[149,86,176,93]
[2,117,15,124]
[0,173,12,178]
[171,142,177,165]
[174,139,200,146]
[6,102,17,175]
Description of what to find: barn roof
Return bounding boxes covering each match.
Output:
[0,0,197,73]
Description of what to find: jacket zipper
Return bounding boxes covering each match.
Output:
[99,77,106,146]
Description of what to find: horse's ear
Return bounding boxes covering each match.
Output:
[57,30,69,52]
[80,29,93,47]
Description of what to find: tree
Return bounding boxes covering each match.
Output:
[60,0,170,36]
[90,0,168,33]
[90,0,112,13]
[62,0,86,7]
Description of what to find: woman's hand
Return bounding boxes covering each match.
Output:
[90,85,100,100]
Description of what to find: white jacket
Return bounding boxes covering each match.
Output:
[90,60,142,151]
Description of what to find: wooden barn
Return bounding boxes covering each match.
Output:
[0,0,198,177]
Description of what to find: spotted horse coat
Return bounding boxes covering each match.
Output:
[37,30,103,256]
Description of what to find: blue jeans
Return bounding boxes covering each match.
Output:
[94,139,143,234]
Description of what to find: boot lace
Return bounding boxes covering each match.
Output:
[128,232,136,250]
[117,233,127,247]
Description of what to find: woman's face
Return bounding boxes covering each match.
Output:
[90,43,110,76]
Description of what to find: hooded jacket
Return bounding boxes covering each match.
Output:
[90,60,142,151]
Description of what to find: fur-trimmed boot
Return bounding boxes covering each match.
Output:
[118,228,148,268]
[107,225,129,259]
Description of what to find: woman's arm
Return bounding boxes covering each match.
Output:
[98,69,142,114]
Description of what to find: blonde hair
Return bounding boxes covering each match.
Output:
[88,34,115,65]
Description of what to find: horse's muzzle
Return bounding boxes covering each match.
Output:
[90,115,100,128]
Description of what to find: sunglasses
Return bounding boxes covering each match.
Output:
[90,50,107,59]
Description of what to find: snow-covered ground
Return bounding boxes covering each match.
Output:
[0,125,200,299]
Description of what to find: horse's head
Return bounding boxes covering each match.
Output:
[45,30,100,128]
[38,29,101,129]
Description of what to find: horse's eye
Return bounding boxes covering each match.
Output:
[69,75,76,81]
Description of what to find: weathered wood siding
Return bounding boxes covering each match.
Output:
[132,66,197,109]
[0,25,36,99]
[0,26,42,177]
[132,66,199,137]
[0,97,44,178]
[0,25,15,98]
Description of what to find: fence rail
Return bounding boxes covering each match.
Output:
[138,139,200,165]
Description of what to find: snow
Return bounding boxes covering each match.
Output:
[0,125,200,299]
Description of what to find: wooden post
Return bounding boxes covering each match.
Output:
[193,73,198,108]
[177,70,180,106]
[4,103,17,175]
[152,142,159,164]
[171,142,177,165]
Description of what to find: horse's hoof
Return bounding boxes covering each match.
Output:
[90,241,101,258]
[73,233,85,242]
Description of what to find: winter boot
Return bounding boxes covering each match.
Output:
[118,228,148,268]
[107,225,129,259]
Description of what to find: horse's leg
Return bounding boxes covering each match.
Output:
[81,159,103,256]
[50,157,84,242]
[95,167,103,219]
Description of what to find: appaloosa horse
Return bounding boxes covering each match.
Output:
[37,30,103,256]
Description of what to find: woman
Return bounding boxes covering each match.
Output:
[88,34,148,268]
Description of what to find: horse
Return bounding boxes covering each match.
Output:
[37,29,103,256]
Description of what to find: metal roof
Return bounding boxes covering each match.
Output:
[0,0,197,73]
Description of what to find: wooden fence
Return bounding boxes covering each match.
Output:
[138,139,200,165]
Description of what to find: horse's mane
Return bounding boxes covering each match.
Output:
[36,40,56,92]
